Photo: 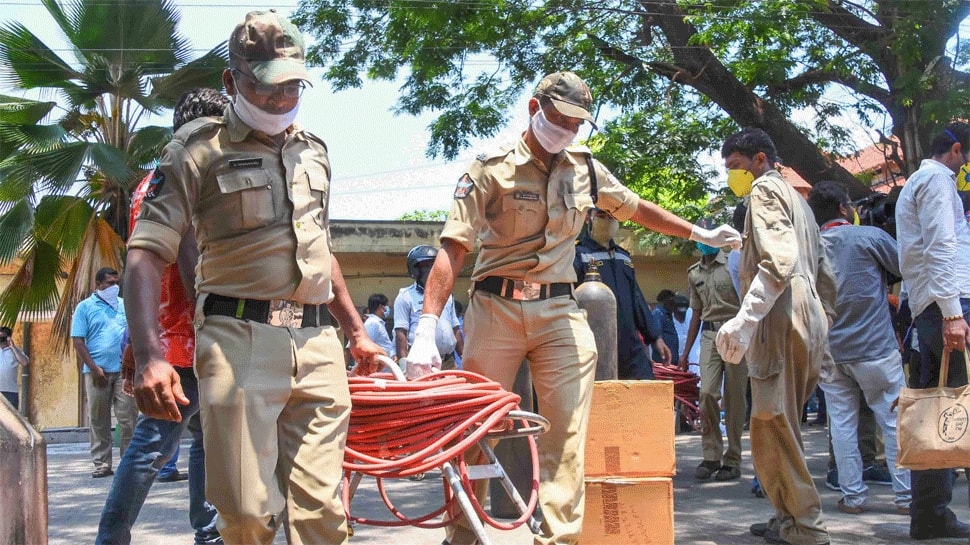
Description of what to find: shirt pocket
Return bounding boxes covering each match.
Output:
[305,166,330,227]
[216,169,277,230]
[563,192,595,235]
[498,193,544,241]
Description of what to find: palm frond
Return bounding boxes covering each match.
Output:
[127,125,172,167]
[147,42,228,107]
[2,142,89,194]
[33,195,94,260]
[0,95,58,125]
[0,200,35,263]
[0,241,65,328]
[88,143,136,186]
[51,216,124,354]
[0,21,80,90]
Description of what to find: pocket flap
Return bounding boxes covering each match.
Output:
[216,170,271,194]
[305,166,330,192]
[564,192,595,211]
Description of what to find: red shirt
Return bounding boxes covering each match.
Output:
[129,173,195,367]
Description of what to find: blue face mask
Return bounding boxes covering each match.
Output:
[696,242,719,256]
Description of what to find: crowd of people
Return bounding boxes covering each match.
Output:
[1,7,967,545]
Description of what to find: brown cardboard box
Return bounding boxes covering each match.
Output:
[581,477,674,545]
[585,381,675,477]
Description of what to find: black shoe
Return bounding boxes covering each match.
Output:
[750,522,769,537]
[910,516,970,540]
[714,465,740,481]
[157,470,188,482]
[763,528,829,545]
[92,467,113,478]
[694,460,720,480]
[824,467,840,491]
[862,464,892,486]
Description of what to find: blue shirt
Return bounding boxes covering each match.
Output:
[71,293,127,373]
[393,283,459,354]
[820,221,901,363]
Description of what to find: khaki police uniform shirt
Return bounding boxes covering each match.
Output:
[440,138,640,282]
[128,105,335,305]
[687,251,741,323]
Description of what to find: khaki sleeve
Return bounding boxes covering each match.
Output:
[589,160,639,222]
[127,142,199,264]
[815,244,838,320]
[749,180,798,285]
[687,270,702,311]
[440,160,489,251]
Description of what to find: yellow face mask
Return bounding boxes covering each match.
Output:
[852,209,861,225]
[727,169,755,197]
[958,162,970,191]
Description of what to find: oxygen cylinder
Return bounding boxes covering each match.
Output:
[575,261,618,380]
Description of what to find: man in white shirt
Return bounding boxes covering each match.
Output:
[0,326,29,410]
[894,121,970,541]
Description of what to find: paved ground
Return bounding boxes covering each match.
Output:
[46,423,968,545]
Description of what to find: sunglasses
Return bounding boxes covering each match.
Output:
[232,69,305,99]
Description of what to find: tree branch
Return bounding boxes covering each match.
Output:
[768,68,893,109]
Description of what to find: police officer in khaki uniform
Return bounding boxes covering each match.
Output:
[715,129,837,545]
[681,219,747,483]
[125,11,382,545]
[405,71,741,545]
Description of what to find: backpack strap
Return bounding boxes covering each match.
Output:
[585,153,598,204]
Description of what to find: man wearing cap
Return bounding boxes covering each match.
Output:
[406,71,741,545]
[680,219,747,483]
[573,208,671,379]
[124,10,383,545]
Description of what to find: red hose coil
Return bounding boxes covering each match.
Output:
[343,369,540,530]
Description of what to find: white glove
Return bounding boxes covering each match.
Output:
[404,314,442,380]
[691,224,742,250]
[715,269,785,364]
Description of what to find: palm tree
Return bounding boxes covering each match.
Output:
[0,0,227,347]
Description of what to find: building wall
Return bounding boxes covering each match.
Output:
[2,221,698,430]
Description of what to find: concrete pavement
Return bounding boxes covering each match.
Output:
[46,424,968,545]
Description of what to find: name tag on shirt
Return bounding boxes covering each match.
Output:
[229,157,263,169]
[514,191,540,201]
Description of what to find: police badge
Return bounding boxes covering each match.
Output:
[454,173,474,199]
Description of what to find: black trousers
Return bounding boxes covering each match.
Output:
[910,300,970,530]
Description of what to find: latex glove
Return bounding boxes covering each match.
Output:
[715,269,785,363]
[690,224,742,250]
[404,314,442,380]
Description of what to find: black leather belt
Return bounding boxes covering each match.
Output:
[701,321,725,332]
[474,276,572,301]
[202,294,331,328]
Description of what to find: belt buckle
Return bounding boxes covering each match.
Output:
[511,280,542,301]
[268,299,304,327]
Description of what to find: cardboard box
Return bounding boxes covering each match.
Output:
[581,477,674,545]
[585,380,675,477]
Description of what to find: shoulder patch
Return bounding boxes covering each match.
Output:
[454,173,475,199]
[144,168,166,200]
[174,116,223,143]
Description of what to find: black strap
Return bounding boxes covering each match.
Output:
[586,153,598,204]
[202,294,330,327]
[474,277,572,300]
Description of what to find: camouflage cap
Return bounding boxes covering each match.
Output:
[535,71,597,129]
[228,10,312,85]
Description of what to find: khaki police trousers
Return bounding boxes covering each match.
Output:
[749,334,829,544]
[699,330,748,469]
[445,291,597,545]
[195,312,350,545]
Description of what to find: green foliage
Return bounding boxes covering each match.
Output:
[399,209,449,222]
[0,0,227,334]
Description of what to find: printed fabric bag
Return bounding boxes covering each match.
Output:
[896,348,970,470]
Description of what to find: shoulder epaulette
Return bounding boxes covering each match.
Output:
[477,144,514,164]
[173,116,224,144]
[302,130,330,153]
[687,260,702,272]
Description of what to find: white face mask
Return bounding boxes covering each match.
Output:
[97,284,120,310]
[530,109,577,154]
[233,92,299,136]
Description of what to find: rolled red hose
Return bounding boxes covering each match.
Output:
[343,369,540,530]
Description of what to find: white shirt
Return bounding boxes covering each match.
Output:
[896,159,970,318]
[0,345,27,393]
[364,313,396,358]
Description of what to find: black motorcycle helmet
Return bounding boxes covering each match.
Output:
[406,245,438,279]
